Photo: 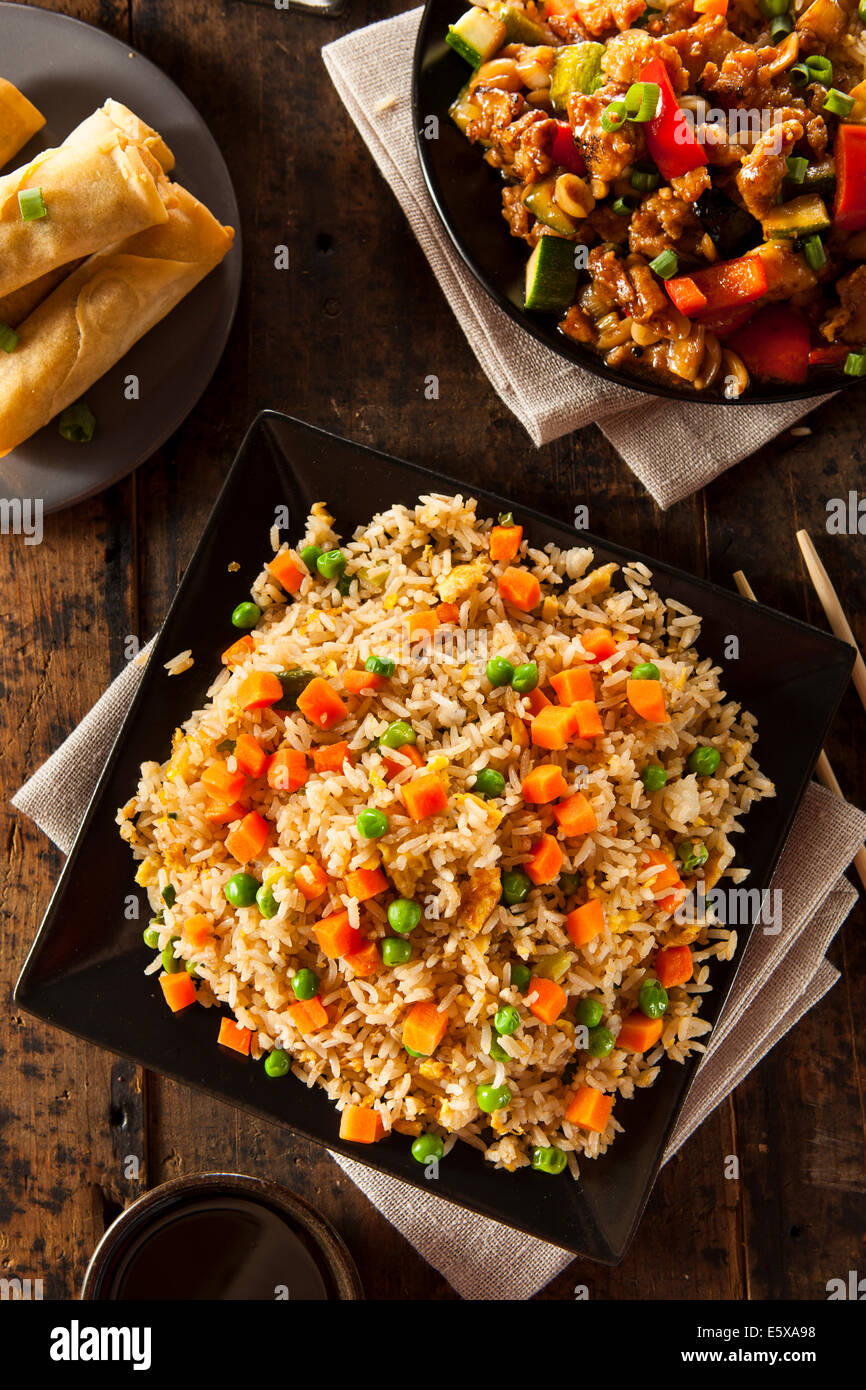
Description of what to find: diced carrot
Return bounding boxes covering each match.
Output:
[343,669,385,695]
[530,705,579,750]
[581,628,617,663]
[383,743,424,780]
[573,700,604,740]
[295,858,329,900]
[550,667,594,704]
[565,898,605,946]
[553,791,597,837]
[288,995,329,1033]
[204,799,246,825]
[528,975,567,1023]
[345,866,388,901]
[498,566,541,612]
[565,1085,613,1132]
[218,1017,252,1055]
[526,833,563,885]
[339,1104,385,1143]
[627,679,669,723]
[655,944,694,989]
[183,914,211,949]
[234,733,269,779]
[201,761,246,803]
[522,764,568,804]
[403,1000,448,1056]
[311,741,354,773]
[238,670,284,711]
[489,524,523,562]
[642,848,681,890]
[617,1012,664,1053]
[268,550,305,594]
[436,602,460,624]
[221,634,254,667]
[267,747,309,792]
[159,972,196,1013]
[526,687,552,715]
[343,940,381,977]
[314,909,364,959]
[296,676,347,729]
[407,610,439,639]
[225,810,269,864]
[402,771,448,822]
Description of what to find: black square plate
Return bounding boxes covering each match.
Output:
[15,412,854,1262]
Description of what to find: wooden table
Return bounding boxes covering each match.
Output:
[2,0,865,1302]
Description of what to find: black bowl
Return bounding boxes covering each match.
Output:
[15,411,853,1263]
[412,0,857,405]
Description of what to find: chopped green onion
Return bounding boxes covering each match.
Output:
[785,155,808,184]
[631,168,660,192]
[823,88,855,118]
[790,63,812,88]
[0,322,19,353]
[649,248,678,279]
[806,55,833,85]
[803,234,827,271]
[844,351,866,377]
[58,401,96,443]
[600,100,628,134]
[759,0,789,13]
[624,81,659,123]
[18,186,46,221]
[860,0,866,22]
[611,196,636,216]
[497,511,514,525]
[770,12,793,38]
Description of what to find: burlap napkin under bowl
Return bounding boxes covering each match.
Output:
[322,8,834,510]
[13,641,866,1298]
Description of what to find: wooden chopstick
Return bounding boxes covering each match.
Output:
[733,568,866,892]
[796,528,866,714]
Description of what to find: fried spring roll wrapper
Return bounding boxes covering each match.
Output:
[0,77,46,168]
[0,182,234,456]
[65,99,175,174]
[0,263,84,328]
[0,133,168,300]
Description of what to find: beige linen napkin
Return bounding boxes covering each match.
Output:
[13,644,865,1299]
[322,9,834,510]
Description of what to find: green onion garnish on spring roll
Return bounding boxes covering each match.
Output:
[57,401,96,443]
[18,186,47,221]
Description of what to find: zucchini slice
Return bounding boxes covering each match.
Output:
[488,2,548,44]
[550,42,605,114]
[762,193,831,239]
[446,7,507,68]
[523,177,578,235]
[449,81,482,136]
[801,159,836,195]
[525,236,579,314]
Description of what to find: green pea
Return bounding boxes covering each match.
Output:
[493,1005,521,1036]
[488,1037,511,1063]
[357,807,389,839]
[575,998,603,1028]
[486,655,515,687]
[502,869,532,906]
[476,1083,512,1114]
[381,936,412,966]
[224,872,259,908]
[687,745,721,777]
[405,1044,428,1058]
[380,719,416,749]
[316,548,346,579]
[585,1025,615,1057]
[639,977,669,1019]
[531,1146,568,1174]
[632,661,660,681]
[256,884,279,919]
[292,968,319,1000]
[511,662,539,693]
[161,884,176,908]
[231,601,261,630]
[509,962,532,992]
[299,545,322,572]
[473,768,506,800]
[365,654,395,677]
[142,924,161,949]
[678,838,709,873]
[161,940,182,973]
[264,1049,290,1078]
[641,764,668,792]
[387,898,422,935]
[559,872,581,896]
[411,1134,445,1164]
[277,668,315,709]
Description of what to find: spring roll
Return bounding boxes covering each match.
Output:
[65,99,175,174]
[0,182,234,456]
[0,264,85,329]
[0,132,168,300]
[0,77,45,168]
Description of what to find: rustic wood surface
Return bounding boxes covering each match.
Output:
[1,0,864,1303]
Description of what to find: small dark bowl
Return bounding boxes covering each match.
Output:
[412,0,858,406]
[80,1173,363,1301]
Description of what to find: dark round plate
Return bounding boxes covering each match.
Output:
[412,0,855,406]
[0,2,241,512]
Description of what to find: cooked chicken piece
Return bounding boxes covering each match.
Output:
[821,265,866,345]
[796,0,847,51]
[629,185,705,259]
[569,87,646,183]
[670,167,712,203]
[437,559,486,605]
[666,14,745,84]
[748,240,818,301]
[560,302,596,344]
[570,0,649,37]
[466,86,525,145]
[736,118,803,221]
[460,866,502,934]
[587,247,668,324]
[502,184,534,242]
[600,28,688,89]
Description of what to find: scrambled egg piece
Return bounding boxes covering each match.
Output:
[437,560,485,605]
[419,1059,445,1081]
[459,867,502,934]
[542,595,558,623]
[583,562,618,596]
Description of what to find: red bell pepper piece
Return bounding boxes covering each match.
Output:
[696,303,757,338]
[550,120,586,175]
[638,57,707,184]
[808,343,849,367]
[834,125,866,234]
[727,304,810,384]
[666,255,768,318]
